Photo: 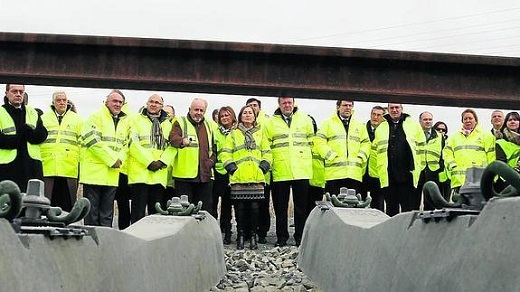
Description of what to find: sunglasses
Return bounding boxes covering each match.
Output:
[435,128,446,132]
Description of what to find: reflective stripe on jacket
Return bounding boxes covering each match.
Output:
[373,116,426,188]
[79,106,130,186]
[314,114,371,182]
[0,106,42,163]
[264,109,314,182]
[220,127,271,184]
[443,125,495,188]
[172,117,214,179]
[41,109,83,178]
[127,111,176,186]
[496,139,520,168]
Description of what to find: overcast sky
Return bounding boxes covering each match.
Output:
[1,0,519,130]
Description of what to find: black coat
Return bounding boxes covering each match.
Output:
[0,103,48,192]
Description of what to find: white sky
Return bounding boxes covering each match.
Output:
[1,0,519,132]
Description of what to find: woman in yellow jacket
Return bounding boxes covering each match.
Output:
[220,105,272,250]
[443,109,495,195]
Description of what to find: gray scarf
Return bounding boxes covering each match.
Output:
[148,112,166,150]
[238,123,258,150]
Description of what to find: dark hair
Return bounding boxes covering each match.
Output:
[335,100,354,107]
[371,105,385,113]
[277,96,294,103]
[238,105,257,126]
[218,106,237,127]
[461,109,478,123]
[501,111,520,133]
[246,97,261,108]
[433,121,448,135]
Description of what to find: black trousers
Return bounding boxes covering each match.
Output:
[414,169,441,211]
[235,200,259,233]
[130,183,164,224]
[325,178,361,197]
[43,176,78,212]
[271,179,309,243]
[115,173,131,230]
[212,172,233,233]
[383,173,416,217]
[175,180,213,216]
[83,184,117,227]
[307,185,324,215]
[359,173,385,212]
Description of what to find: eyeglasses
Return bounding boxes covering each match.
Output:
[435,128,446,132]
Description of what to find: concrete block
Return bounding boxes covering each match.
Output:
[298,198,520,292]
[0,212,225,291]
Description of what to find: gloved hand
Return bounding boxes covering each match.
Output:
[259,160,270,174]
[224,162,238,175]
[147,160,165,171]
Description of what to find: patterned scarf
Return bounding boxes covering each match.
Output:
[147,112,166,150]
[219,124,233,136]
[238,123,258,150]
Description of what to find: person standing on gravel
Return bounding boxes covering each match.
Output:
[264,96,314,247]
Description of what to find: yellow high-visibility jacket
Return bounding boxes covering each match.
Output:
[0,106,43,163]
[443,125,495,188]
[220,126,272,184]
[127,110,176,187]
[373,114,426,188]
[41,108,83,178]
[263,108,314,182]
[79,106,130,186]
[314,113,371,182]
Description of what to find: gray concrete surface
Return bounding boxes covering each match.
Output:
[0,212,225,291]
[298,197,520,292]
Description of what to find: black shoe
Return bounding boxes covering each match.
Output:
[275,240,286,247]
[223,232,232,245]
[258,236,267,244]
[250,233,258,250]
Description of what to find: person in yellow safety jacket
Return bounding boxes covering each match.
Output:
[0,84,48,193]
[443,109,495,192]
[413,111,445,211]
[373,103,426,217]
[308,114,325,217]
[245,97,272,244]
[80,90,130,227]
[360,105,385,212]
[127,94,176,224]
[264,96,314,247]
[432,121,451,201]
[212,106,237,244]
[169,98,216,217]
[493,111,520,192]
[41,91,83,212]
[220,105,272,250]
[314,100,371,196]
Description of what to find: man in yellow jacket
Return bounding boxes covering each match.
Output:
[127,94,176,224]
[373,103,425,216]
[0,84,47,192]
[314,100,371,196]
[169,98,216,215]
[41,91,83,212]
[264,96,314,247]
[80,90,130,227]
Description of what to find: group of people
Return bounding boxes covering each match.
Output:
[2,83,519,251]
